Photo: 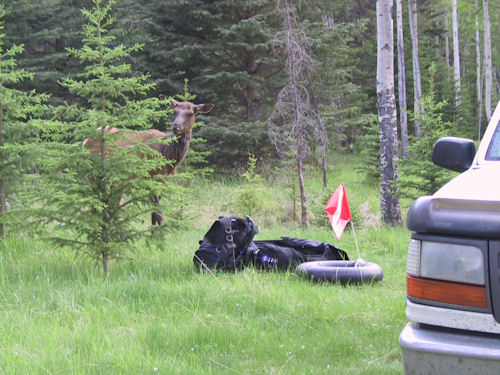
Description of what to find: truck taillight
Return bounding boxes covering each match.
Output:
[406,238,487,309]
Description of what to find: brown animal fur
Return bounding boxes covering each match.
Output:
[83,94,214,225]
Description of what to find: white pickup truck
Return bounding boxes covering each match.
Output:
[399,101,500,375]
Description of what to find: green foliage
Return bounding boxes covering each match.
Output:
[232,155,270,216]
[136,0,283,168]
[310,188,332,228]
[0,0,498,174]
[0,6,52,238]
[30,0,177,272]
[302,4,371,149]
[398,65,458,200]
[0,0,497,250]
[3,0,86,106]
[357,114,381,184]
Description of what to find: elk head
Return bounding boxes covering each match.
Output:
[159,94,214,136]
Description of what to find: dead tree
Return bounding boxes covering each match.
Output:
[268,0,327,227]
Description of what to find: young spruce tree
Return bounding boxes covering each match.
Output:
[398,65,457,200]
[36,0,173,272]
[0,5,50,239]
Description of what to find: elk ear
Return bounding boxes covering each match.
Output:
[169,98,180,108]
[159,94,180,108]
[194,103,214,114]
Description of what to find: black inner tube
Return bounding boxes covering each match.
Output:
[296,260,383,283]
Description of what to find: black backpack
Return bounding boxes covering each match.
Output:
[193,216,259,271]
[246,237,349,271]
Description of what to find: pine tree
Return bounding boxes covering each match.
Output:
[300,1,369,186]
[132,0,283,168]
[34,0,173,272]
[358,114,381,183]
[398,64,457,199]
[3,0,86,105]
[0,5,50,239]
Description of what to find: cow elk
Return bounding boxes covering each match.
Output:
[83,94,214,225]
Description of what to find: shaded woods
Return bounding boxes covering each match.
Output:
[1,0,499,246]
[7,1,498,169]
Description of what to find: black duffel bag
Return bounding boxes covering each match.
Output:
[245,237,349,271]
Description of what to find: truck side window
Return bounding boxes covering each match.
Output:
[486,121,500,160]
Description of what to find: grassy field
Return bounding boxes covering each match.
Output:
[0,154,411,374]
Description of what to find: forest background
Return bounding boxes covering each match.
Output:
[1,0,499,252]
[6,0,499,167]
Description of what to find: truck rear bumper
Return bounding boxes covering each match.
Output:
[399,322,500,375]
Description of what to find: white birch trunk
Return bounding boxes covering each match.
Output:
[445,11,450,67]
[483,0,492,121]
[408,0,422,137]
[377,0,402,226]
[397,0,408,157]
[452,0,461,107]
[494,69,500,95]
[476,0,483,140]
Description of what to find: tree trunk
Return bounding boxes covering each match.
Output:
[292,183,297,221]
[396,0,408,157]
[310,88,328,189]
[444,11,450,67]
[297,154,308,228]
[408,0,422,137]
[452,0,461,107]
[246,53,262,120]
[494,69,500,96]
[0,179,5,240]
[377,0,402,226]
[321,146,327,190]
[102,253,109,274]
[475,0,483,140]
[483,0,492,121]
[0,99,4,239]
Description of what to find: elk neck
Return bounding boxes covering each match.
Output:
[159,131,192,167]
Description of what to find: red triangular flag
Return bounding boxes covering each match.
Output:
[325,183,352,241]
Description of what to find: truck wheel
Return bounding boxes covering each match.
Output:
[296,260,383,284]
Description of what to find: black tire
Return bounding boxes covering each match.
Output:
[296,260,383,284]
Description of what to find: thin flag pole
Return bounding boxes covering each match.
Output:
[350,221,363,261]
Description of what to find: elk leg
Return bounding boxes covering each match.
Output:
[151,195,163,225]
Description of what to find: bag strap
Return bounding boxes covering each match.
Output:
[218,216,237,269]
[218,216,234,243]
[244,215,258,238]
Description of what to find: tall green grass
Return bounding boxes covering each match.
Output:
[0,154,411,374]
